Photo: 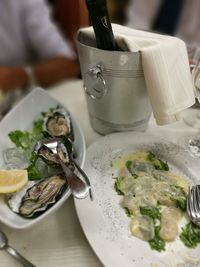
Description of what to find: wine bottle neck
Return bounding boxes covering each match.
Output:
[86,0,117,51]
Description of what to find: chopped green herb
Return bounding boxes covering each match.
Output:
[170,185,187,211]
[180,222,200,248]
[32,119,44,137]
[8,118,44,151]
[8,130,32,150]
[171,196,186,210]
[114,177,124,195]
[149,225,165,252]
[140,206,161,220]
[140,205,164,251]
[26,152,42,180]
[126,161,132,172]
[125,161,138,178]
[29,151,38,164]
[27,163,42,180]
[147,152,169,171]
[124,207,133,217]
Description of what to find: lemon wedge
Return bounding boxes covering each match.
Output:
[0,169,28,193]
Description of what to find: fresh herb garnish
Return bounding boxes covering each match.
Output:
[180,222,200,248]
[126,160,132,173]
[26,152,42,180]
[140,206,161,221]
[124,207,133,217]
[147,152,169,171]
[171,195,186,211]
[32,119,44,137]
[27,163,42,180]
[9,118,44,151]
[125,160,138,178]
[169,185,187,211]
[149,225,165,252]
[8,130,32,150]
[8,117,45,180]
[140,205,165,251]
[114,177,124,195]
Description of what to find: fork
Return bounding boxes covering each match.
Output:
[0,230,35,267]
[36,138,92,200]
[186,185,200,226]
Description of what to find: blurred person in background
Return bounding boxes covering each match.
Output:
[0,0,81,93]
[49,0,89,51]
[126,0,200,59]
[106,0,130,25]
[106,0,200,60]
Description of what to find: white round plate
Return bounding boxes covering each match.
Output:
[75,131,200,267]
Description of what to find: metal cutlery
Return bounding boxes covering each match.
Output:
[0,230,36,267]
[35,138,92,200]
[186,185,200,226]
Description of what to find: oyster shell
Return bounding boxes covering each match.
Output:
[44,108,73,140]
[7,181,36,213]
[18,174,67,218]
[35,140,70,166]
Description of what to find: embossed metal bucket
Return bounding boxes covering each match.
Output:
[76,31,152,135]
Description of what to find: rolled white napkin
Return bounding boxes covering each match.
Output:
[79,24,195,125]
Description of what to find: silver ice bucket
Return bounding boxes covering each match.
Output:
[77,31,152,135]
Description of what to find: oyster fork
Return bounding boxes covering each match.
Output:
[186,185,200,226]
[36,138,92,200]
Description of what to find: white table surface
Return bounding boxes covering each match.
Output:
[0,79,199,267]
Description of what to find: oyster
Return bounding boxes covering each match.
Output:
[44,108,73,140]
[18,174,67,218]
[35,140,70,166]
[7,181,36,213]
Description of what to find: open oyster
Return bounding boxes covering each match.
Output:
[17,174,67,218]
[7,181,36,213]
[44,108,73,141]
[35,140,70,166]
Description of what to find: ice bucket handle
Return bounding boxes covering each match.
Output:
[84,64,108,100]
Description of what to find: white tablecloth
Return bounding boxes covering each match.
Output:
[0,79,199,267]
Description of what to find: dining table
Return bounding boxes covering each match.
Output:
[0,78,199,267]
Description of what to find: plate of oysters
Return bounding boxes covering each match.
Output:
[0,87,87,229]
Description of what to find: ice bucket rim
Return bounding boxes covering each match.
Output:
[76,31,140,55]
